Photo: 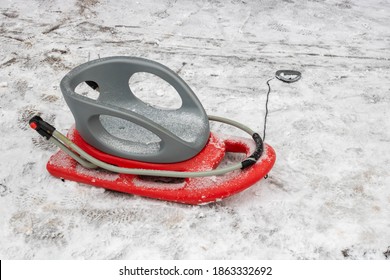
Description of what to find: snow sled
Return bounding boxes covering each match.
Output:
[30,57,276,205]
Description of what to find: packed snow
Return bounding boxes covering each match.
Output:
[0,0,389,259]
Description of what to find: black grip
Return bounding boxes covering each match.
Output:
[29,115,56,140]
[241,133,264,170]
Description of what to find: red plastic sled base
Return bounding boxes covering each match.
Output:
[47,127,276,205]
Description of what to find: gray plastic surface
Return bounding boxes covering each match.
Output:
[60,56,210,163]
[275,70,302,83]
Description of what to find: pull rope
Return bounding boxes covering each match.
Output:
[263,77,274,142]
[262,70,301,141]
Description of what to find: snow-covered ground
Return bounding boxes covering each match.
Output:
[0,0,389,259]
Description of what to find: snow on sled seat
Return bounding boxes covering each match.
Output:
[60,56,210,163]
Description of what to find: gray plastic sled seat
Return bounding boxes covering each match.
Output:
[60,56,210,163]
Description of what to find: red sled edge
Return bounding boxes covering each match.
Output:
[46,137,276,205]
